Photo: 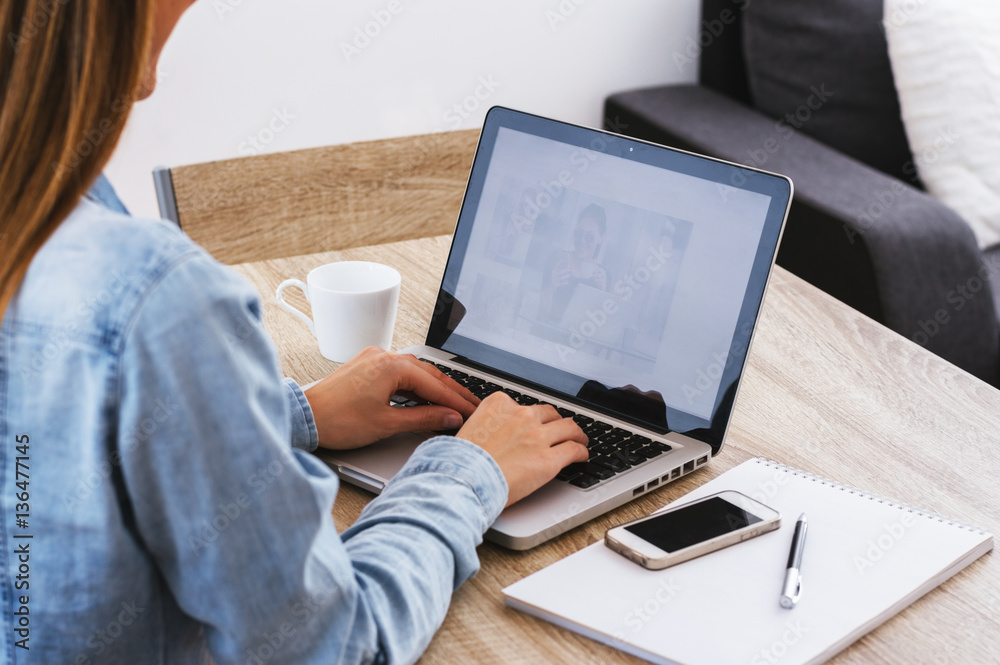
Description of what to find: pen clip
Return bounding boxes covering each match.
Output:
[779,569,802,609]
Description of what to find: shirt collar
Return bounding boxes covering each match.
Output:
[84,173,130,216]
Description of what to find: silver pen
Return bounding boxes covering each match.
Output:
[780,513,808,609]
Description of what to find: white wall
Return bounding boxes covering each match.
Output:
[106,0,700,218]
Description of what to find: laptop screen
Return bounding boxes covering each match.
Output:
[427,107,791,452]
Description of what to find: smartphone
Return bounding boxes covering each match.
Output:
[605,491,781,570]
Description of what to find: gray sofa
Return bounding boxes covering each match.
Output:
[604,0,1000,386]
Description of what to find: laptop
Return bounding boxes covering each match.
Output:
[318,106,793,550]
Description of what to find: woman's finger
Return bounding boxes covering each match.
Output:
[532,403,562,424]
[394,357,478,418]
[540,417,589,446]
[547,439,590,470]
[384,405,465,435]
[402,355,481,407]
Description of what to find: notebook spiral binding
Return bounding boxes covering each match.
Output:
[754,458,991,536]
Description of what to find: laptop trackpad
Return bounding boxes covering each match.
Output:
[316,432,429,493]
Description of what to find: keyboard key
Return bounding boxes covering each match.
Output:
[473,383,502,398]
[649,441,672,452]
[598,431,627,446]
[616,450,645,466]
[582,424,611,439]
[569,474,599,489]
[591,443,615,457]
[572,414,594,427]
[556,462,588,481]
[389,395,407,405]
[622,438,646,452]
[593,456,629,473]
[635,446,663,460]
[556,407,576,419]
[449,370,469,380]
[630,435,652,447]
[515,395,539,406]
[579,463,615,480]
[502,388,522,400]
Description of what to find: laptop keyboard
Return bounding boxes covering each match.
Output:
[391,359,673,490]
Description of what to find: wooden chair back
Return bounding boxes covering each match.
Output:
[155,129,480,264]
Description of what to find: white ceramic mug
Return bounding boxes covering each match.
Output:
[276,261,401,362]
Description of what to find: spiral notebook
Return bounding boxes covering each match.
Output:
[503,458,993,665]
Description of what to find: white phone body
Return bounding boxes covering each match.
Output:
[605,490,781,570]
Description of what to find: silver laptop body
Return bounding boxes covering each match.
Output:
[319,107,792,550]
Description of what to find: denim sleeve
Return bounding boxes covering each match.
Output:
[283,377,319,452]
[116,251,508,665]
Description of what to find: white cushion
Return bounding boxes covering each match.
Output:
[884,0,1000,249]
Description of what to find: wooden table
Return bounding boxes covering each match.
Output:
[233,238,1000,665]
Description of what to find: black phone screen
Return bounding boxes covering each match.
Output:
[625,496,762,553]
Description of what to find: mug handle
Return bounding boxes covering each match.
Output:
[275,279,315,337]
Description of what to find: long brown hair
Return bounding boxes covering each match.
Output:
[0,1,155,323]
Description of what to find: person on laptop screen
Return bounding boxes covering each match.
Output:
[538,203,610,323]
[0,2,587,663]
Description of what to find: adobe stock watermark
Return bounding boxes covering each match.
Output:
[554,242,677,364]
[741,85,834,172]
[909,252,1000,348]
[188,449,297,553]
[681,319,752,405]
[213,0,247,20]
[18,269,131,380]
[847,125,959,244]
[508,136,609,235]
[750,620,810,665]
[339,0,404,63]
[61,396,179,511]
[881,0,929,35]
[541,476,619,540]
[672,0,751,73]
[621,577,681,634]
[244,575,342,665]
[728,84,834,192]
[238,107,296,157]
[77,600,145,660]
[747,466,793,506]
[545,0,590,32]
[853,512,917,575]
[50,85,146,178]
[603,114,631,136]
[6,0,70,54]
[391,75,503,174]
[443,76,502,129]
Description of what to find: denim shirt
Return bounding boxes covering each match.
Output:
[0,176,507,664]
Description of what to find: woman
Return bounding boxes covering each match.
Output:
[0,2,588,663]
[538,203,609,324]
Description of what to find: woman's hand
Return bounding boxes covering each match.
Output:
[589,263,607,291]
[550,255,572,287]
[304,347,479,450]
[457,393,589,506]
